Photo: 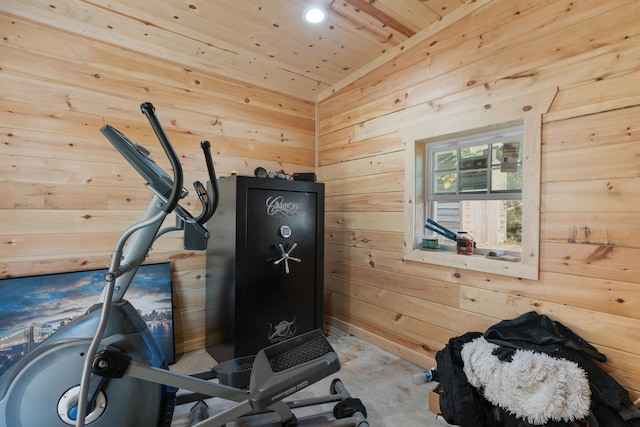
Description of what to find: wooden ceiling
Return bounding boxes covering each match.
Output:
[6,0,469,101]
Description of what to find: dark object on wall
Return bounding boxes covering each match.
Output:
[205,176,324,362]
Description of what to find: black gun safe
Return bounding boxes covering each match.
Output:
[205,175,324,362]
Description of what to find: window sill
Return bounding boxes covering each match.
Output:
[404,247,538,279]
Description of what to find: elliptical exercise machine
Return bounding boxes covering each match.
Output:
[0,103,368,427]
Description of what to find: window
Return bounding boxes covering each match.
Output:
[425,123,523,255]
[400,87,557,280]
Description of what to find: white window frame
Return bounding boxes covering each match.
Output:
[401,88,557,280]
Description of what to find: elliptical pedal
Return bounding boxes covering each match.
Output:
[269,334,333,372]
[249,329,340,410]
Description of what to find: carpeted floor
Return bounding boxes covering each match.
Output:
[169,328,449,427]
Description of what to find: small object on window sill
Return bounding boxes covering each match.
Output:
[456,232,474,255]
[485,250,520,262]
[425,218,458,241]
[421,238,439,249]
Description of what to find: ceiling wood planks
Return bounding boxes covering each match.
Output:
[1,0,469,100]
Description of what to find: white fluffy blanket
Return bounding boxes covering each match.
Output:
[461,336,591,425]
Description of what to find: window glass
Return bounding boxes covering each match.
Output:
[425,124,524,253]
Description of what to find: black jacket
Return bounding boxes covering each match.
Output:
[435,312,640,427]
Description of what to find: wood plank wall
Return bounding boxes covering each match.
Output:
[318,0,640,400]
[0,13,316,354]
[1,0,639,404]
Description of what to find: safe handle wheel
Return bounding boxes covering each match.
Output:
[273,242,301,274]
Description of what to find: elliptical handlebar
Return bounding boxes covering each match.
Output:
[100,102,219,236]
[196,140,219,223]
[139,102,183,214]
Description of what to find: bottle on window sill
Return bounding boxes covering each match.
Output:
[456,232,474,255]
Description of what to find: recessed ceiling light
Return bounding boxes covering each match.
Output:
[303,7,327,24]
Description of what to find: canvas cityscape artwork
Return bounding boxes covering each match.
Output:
[0,262,174,377]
